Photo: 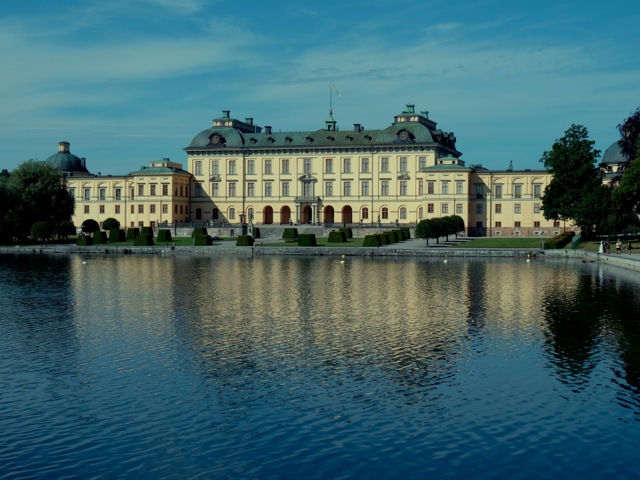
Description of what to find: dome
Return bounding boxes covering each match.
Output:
[601,141,626,165]
[46,141,90,175]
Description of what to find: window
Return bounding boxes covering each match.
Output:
[303,182,312,196]
[427,182,435,194]
[399,181,407,196]
[115,188,122,200]
[84,188,90,201]
[427,203,434,213]
[228,160,236,175]
[381,180,389,196]
[130,187,135,200]
[229,208,235,220]
[99,188,106,201]
[494,184,502,198]
[418,181,424,196]
[554,221,560,227]
[264,159,272,175]
[150,205,156,214]
[180,186,184,196]
[456,181,464,195]
[325,158,333,174]
[381,157,389,173]
[174,205,177,214]
[400,207,407,220]
[442,182,449,194]
[533,184,542,198]
[247,160,255,174]
[514,184,522,198]
[195,208,201,220]
[514,203,521,214]
[343,158,351,173]
[418,206,424,219]
[343,181,351,196]
[361,157,369,173]
[534,221,541,227]
[476,204,483,214]
[476,221,483,228]
[69,188,76,197]
[515,221,521,228]
[382,207,389,219]
[84,205,89,214]
[115,205,121,214]
[195,183,202,197]
[495,221,502,227]
[361,181,369,196]
[229,182,236,196]
[162,204,168,214]
[212,208,218,219]
[362,207,369,219]
[247,182,255,197]
[534,203,541,213]
[138,204,144,213]
[282,182,289,197]
[304,158,312,174]
[99,205,105,214]
[162,184,168,196]
[475,184,484,199]
[281,159,289,174]
[138,184,144,197]
[265,182,272,197]
[456,203,463,214]
[212,160,219,174]
[325,181,333,196]
[495,204,502,214]
[399,157,407,173]
[419,156,427,170]
[131,205,135,214]
[441,204,449,214]
[138,221,144,227]
[212,183,219,196]
[195,160,202,176]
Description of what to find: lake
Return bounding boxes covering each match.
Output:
[1,253,639,479]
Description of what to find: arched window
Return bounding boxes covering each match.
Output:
[361,207,369,219]
[381,207,389,219]
[418,206,424,220]
[212,208,219,220]
[195,208,202,220]
[400,207,407,220]
[248,207,254,221]
[229,207,236,220]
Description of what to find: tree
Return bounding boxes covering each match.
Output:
[540,124,603,233]
[618,107,640,162]
[102,217,120,231]
[31,221,52,243]
[82,219,100,235]
[613,144,640,219]
[451,215,466,237]
[57,221,77,239]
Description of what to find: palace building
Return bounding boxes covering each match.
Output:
[51,105,569,237]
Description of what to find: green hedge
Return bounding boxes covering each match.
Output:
[363,234,383,247]
[282,228,298,241]
[298,234,317,246]
[126,228,140,240]
[236,235,254,246]
[252,227,261,239]
[194,235,212,246]
[381,233,392,245]
[328,231,348,243]
[93,231,108,244]
[385,231,399,243]
[141,226,153,237]
[108,229,126,243]
[192,227,208,237]
[339,227,353,239]
[544,231,575,249]
[76,235,93,246]
[157,229,172,242]
[401,227,411,240]
[134,234,154,246]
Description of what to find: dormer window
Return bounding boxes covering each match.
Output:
[209,134,225,145]
[250,138,258,144]
[285,136,293,143]
[268,137,275,143]
[327,136,335,141]
[305,136,314,143]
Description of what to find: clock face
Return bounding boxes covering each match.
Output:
[399,131,409,140]
[211,135,220,144]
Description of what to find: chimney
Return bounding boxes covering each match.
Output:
[265,125,272,135]
[245,117,253,125]
[353,124,362,132]
[222,110,230,119]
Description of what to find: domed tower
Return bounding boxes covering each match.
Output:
[46,141,90,176]
[601,141,627,186]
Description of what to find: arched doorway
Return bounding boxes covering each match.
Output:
[301,205,312,224]
[263,206,273,225]
[280,206,291,225]
[324,206,334,225]
[341,205,353,224]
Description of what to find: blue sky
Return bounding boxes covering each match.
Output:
[1,0,639,174]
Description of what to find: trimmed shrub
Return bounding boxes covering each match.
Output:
[386,231,399,243]
[93,231,108,245]
[298,234,317,246]
[282,228,299,242]
[544,231,575,249]
[339,227,353,239]
[109,229,126,243]
[140,226,153,237]
[126,228,140,240]
[102,217,120,231]
[401,227,411,240]
[192,227,208,237]
[252,228,261,239]
[134,234,154,246]
[381,233,392,245]
[236,235,254,246]
[363,234,383,247]
[328,230,348,243]
[157,229,172,242]
[194,235,212,246]
[76,235,93,246]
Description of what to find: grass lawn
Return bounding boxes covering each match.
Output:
[257,238,365,247]
[454,237,548,249]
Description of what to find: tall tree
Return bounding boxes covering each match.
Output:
[540,124,602,233]
[618,107,640,162]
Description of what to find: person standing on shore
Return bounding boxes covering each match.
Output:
[628,241,633,255]
[616,239,622,254]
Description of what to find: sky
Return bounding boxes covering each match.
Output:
[1,0,639,174]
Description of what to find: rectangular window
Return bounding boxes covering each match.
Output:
[212,160,219,175]
[475,184,484,199]
[212,183,219,196]
[138,184,144,197]
[534,221,541,227]
[554,221,561,227]
[361,181,369,196]
[99,188,106,201]
[441,204,449,214]
[69,188,76,197]
[515,221,521,228]
[247,159,255,175]
[476,204,483,214]
[361,157,369,173]
[229,183,236,196]
[195,183,202,197]
[303,182,312,196]
[419,156,427,170]
[399,157,408,173]
[265,182,272,197]
[281,159,289,174]
[495,221,502,227]
[131,205,135,214]
[162,204,168,214]
[84,205,89,214]
[247,182,255,197]
[325,158,333,174]
[343,158,351,173]
[442,182,449,195]
[534,203,541,213]
[304,158,312,174]
[381,180,389,196]
[130,188,135,200]
[427,182,435,195]
[228,160,236,175]
[495,204,502,214]
[456,181,464,195]
[174,205,177,214]
[343,181,351,196]
[162,184,168,196]
[99,205,105,214]
[115,205,120,214]
[418,181,424,196]
[514,203,521,214]
[325,181,333,197]
[399,181,407,196]
[514,184,522,198]
[427,203,434,213]
[456,203,463,214]
[264,159,272,175]
[494,184,503,198]
[533,184,542,198]
[150,204,156,214]
[115,188,122,200]
[84,188,90,201]
[381,157,389,173]
[195,160,202,176]
[282,182,289,197]
[138,204,144,214]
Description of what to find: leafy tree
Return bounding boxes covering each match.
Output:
[415,219,437,246]
[57,221,77,239]
[31,221,52,243]
[82,219,100,235]
[102,217,120,231]
[613,142,640,220]
[540,124,602,233]
[451,215,465,237]
[618,107,640,162]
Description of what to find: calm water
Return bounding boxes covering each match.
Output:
[1,253,640,479]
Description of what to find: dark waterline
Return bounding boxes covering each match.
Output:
[1,254,639,479]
